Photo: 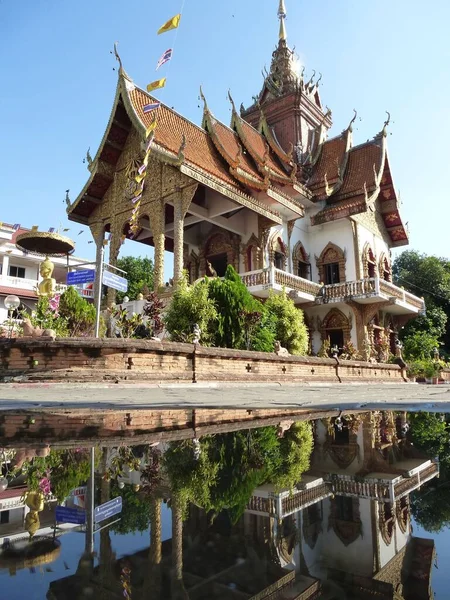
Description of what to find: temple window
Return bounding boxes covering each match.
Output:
[336,497,354,522]
[362,245,377,279]
[382,258,391,282]
[316,243,346,284]
[247,246,253,271]
[269,235,287,271]
[292,241,311,280]
[274,251,285,270]
[324,262,340,285]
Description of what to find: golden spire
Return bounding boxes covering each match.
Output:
[278,0,287,41]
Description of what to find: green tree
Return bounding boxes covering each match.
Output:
[110,483,153,534]
[273,421,313,490]
[408,412,450,532]
[264,290,309,355]
[207,266,265,349]
[59,286,96,337]
[116,256,154,302]
[393,250,450,353]
[164,276,217,344]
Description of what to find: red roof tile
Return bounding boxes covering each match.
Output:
[129,88,240,188]
[308,134,347,190]
[235,116,289,179]
[208,116,265,183]
[0,286,37,299]
[333,139,383,200]
[0,486,27,500]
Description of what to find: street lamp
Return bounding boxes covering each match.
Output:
[4,295,20,338]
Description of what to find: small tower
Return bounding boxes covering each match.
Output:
[241,0,332,164]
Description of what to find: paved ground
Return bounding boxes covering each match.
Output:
[1,382,450,412]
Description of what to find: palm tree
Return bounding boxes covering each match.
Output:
[171,493,189,600]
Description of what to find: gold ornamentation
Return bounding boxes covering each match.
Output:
[37,257,56,297]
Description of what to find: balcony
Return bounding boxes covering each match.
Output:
[1,277,93,299]
[246,477,332,519]
[331,459,439,503]
[321,276,425,315]
[240,267,322,304]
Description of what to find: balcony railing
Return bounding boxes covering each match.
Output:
[239,269,425,312]
[322,276,425,311]
[240,267,322,298]
[1,277,93,299]
[2,275,39,291]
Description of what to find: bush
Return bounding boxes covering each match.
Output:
[164,276,217,344]
[264,290,309,355]
[273,422,313,490]
[59,286,96,337]
[207,266,264,349]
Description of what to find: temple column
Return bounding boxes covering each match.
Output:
[171,492,188,599]
[173,184,198,284]
[151,198,166,291]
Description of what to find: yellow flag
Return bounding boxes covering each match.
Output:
[146,78,166,93]
[157,13,181,35]
[145,120,157,138]
[135,173,146,184]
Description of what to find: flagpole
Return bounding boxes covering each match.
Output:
[94,243,105,338]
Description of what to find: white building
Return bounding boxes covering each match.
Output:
[0,222,94,324]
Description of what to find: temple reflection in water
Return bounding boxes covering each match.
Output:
[0,409,438,599]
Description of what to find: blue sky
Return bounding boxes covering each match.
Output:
[1,0,449,269]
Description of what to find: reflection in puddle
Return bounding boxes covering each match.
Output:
[0,409,444,598]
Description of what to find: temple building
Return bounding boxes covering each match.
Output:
[67,1,424,354]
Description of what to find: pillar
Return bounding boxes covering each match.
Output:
[90,224,105,315]
[1,254,9,281]
[172,185,197,284]
[152,198,166,291]
[106,230,121,306]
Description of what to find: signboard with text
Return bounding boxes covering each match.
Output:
[94,497,123,524]
[55,506,86,525]
[67,270,96,285]
[102,270,128,293]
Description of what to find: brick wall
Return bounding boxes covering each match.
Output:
[0,338,406,384]
[0,407,344,448]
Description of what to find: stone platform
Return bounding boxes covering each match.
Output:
[0,338,406,385]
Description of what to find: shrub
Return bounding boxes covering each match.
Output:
[59,286,96,336]
[164,276,217,344]
[207,266,264,349]
[264,290,309,355]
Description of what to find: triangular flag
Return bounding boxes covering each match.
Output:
[146,78,166,93]
[146,120,157,138]
[157,13,181,35]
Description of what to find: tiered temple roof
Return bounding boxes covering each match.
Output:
[67,1,408,247]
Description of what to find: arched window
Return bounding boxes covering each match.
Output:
[269,235,287,271]
[378,253,392,282]
[362,244,377,278]
[242,234,261,272]
[316,243,346,284]
[292,241,311,280]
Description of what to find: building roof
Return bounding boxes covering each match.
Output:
[0,286,37,299]
[66,54,409,248]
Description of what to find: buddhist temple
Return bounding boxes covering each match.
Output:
[67,0,425,354]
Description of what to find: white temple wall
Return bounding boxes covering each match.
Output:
[303,303,359,354]
[320,497,374,577]
[356,222,391,273]
[290,216,356,282]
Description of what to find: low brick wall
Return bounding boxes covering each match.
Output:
[0,407,344,448]
[0,338,406,384]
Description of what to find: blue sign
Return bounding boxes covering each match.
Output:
[94,496,123,524]
[67,269,96,285]
[55,506,86,525]
[102,270,128,293]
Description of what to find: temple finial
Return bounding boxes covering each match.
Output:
[382,111,391,136]
[278,0,287,41]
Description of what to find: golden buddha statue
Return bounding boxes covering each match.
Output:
[37,257,56,296]
[23,490,45,538]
